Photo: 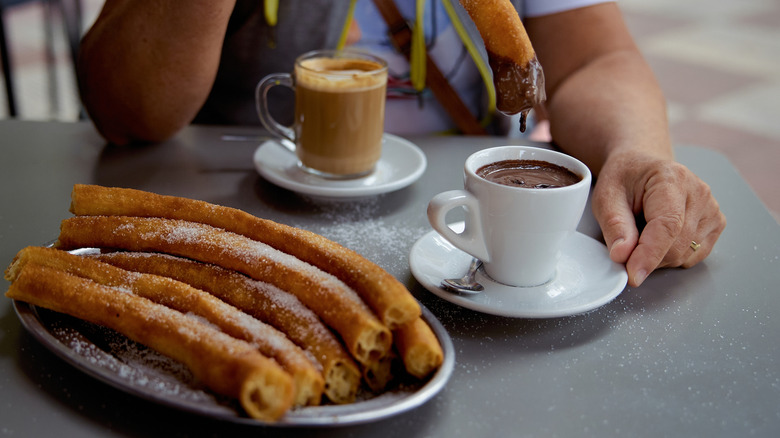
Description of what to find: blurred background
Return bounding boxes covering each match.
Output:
[1,0,778,221]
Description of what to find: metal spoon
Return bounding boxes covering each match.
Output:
[441,258,484,294]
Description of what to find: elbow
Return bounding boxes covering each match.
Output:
[79,86,191,146]
[77,66,193,146]
[86,108,185,146]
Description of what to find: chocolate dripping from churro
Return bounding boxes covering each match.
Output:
[487,52,546,132]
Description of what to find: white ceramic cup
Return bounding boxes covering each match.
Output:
[427,146,592,287]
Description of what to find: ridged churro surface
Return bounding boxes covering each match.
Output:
[4,184,447,421]
[55,215,392,366]
[69,184,421,330]
[94,251,361,404]
[6,263,295,421]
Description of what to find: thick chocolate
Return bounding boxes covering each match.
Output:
[487,52,546,132]
[477,159,580,189]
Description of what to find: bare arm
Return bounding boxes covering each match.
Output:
[526,3,726,287]
[526,3,671,172]
[78,0,236,145]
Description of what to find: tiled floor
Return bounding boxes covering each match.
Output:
[2,0,778,221]
[620,0,780,222]
[0,0,102,121]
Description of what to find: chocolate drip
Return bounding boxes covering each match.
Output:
[519,111,528,133]
[487,53,545,132]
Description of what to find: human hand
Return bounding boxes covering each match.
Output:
[591,151,727,287]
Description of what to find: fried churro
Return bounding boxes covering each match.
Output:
[93,251,362,404]
[7,246,324,407]
[459,0,546,131]
[54,215,392,367]
[394,317,444,379]
[68,184,420,329]
[6,263,295,421]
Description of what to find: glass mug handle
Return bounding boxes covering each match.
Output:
[427,190,491,262]
[255,73,296,152]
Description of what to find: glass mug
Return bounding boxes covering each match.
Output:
[256,49,388,179]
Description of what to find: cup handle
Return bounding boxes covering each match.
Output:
[255,73,296,151]
[427,190,491,262]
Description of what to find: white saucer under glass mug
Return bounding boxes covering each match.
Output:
[427,146,592,287]
[256,49,388,179]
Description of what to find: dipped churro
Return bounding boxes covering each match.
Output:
[459,0,546,131]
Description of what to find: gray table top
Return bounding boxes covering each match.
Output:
[1,120,778,437]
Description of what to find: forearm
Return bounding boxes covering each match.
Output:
[525,3,672,176]
[524,4,725,286]
[78,0,236,144]
[545,48,672,176]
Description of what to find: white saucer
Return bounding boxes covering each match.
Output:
[253,134,427,198]
[409,223,628,318]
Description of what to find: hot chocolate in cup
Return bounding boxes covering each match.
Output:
[427,146,592,287]
[256,50,388,179]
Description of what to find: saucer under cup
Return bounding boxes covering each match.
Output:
[410,223,628,318]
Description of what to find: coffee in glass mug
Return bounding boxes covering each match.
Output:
[257,50,388,178]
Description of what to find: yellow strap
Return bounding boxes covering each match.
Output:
[410,0,427,92]
[264,0,279,26]
[274,0,494,131]
[441,0,496,126]
[336,0,359,50]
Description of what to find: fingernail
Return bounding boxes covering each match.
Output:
[634,269,648,286]
[609,238,624,257]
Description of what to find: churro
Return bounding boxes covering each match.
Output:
[5,263,295,421]
[68,184,420,329]
[394,317,444,379]
[93,251,362,404]
[362,349,400,393]
[54,215,393,367]
[459,0,545,131]
[7,246,324,407]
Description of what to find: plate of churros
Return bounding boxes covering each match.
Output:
[5,185,455,426]
[13,297,454,426]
